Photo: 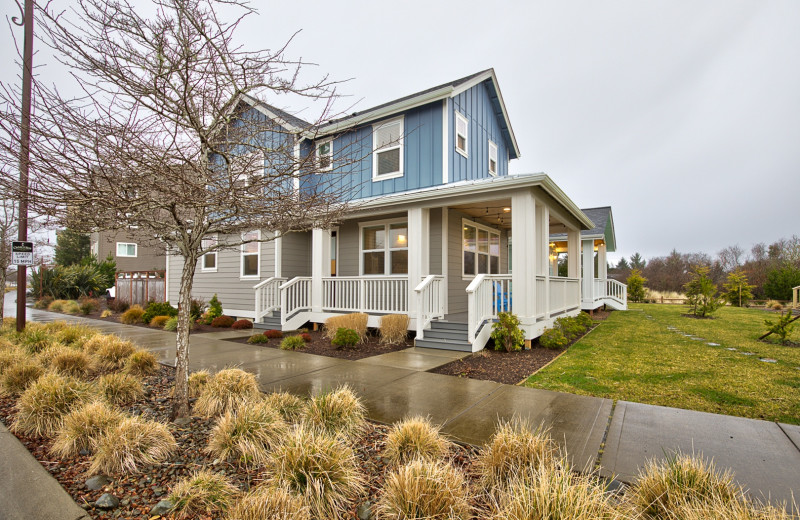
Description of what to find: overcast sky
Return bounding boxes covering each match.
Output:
[3,0,799,264]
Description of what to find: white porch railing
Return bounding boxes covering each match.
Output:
[415,275,445,338]
[322,276,408,314]
[549,277,581,315]
[279,277,312,326]
[535,276,547,319]
[605,279,627,305]
[593,278,605,300]
[253,277,286,322]
[466,274,513,343]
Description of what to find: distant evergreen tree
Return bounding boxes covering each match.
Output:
[627,269,647,303]
[684,266,723,317]
[630,252,646,270]
[54,228,90,266]
[722,269,754,307]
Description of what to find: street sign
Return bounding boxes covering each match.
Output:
[11,241,34,266]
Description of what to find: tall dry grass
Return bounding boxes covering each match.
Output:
[193,368,261,417]
[12,373,97,437]
[377,459,472,520]
[89,416,176,474]
[227,485,310,520]
[324,313,368,341]
[206,401,287,466]
[51,400,127,458]
[379,314,409,345]
[169,470,240,519]
[303,385,366,440]
[383,416,452,466]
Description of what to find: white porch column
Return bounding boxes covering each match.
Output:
[512,190,537,337]
[535,201,549,319]
[408,207,430,318]
[550,253,559,277]
[598,242,608,280]
[311,228,331,313]
[581,238,594,304]
[567,230,580,278]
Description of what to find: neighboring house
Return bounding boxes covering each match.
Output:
[90,230,165,272]
[166,69,627,351]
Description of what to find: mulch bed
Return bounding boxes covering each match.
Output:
[37,306,221,334]
[225,329,412,360]
[0,364,482,520]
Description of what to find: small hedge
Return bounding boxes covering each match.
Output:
[247,334,270,345]
[142,301,178,325]
[539,328,569,350]
[231,319,253,330]
[332,328,359,349]
[264,329,282,339]
[211,316,236,328]
[280,336,306,351]
[300,333,312,343]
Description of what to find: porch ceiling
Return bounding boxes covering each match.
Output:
[451,200,569,233]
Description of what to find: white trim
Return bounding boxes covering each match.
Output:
[455,112,469,158]
[441,207,449,315]
[442,99,449,184]
[240,230,261,279]
[239,93,304,134]
[274,234,282,278]
[372,117,404,181]
[488,140,498,176]
[358,217,409,276]
[116,242,138,258]
[164,249,170,302]
[315,138,333,172]
[201,234,218,272]
[330,227,340,277]
[292,140,301,192]
[461,218,500,280]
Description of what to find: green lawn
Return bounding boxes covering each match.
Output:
[525,304,800,424]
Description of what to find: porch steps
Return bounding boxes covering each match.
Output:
[415,320,471,352]
[254,312,282,331]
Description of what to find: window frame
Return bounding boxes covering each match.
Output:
[488,140,498,176]
[240,230,261,279]
[358,218,409,276]
[372,117,404,181]
[116,242,138,258]
[201,235,218,272]
[461,219,501,279]
[316,138,333,172]
[455,112,469,158]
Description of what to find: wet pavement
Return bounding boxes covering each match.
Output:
[8,296,800,506]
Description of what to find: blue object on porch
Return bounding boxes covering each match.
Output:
[493,281,512,313]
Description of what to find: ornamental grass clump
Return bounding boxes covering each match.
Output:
[47,299,70,312]
[19,326,55,354]
[377,459,472,520]
[92,337,137,370]
[379,314,409,345]
[303,385,366,440]
[0,359,44,396]
[54,324,97,348]
[96,372,144,405]
[206,400,287,466]
[660,495,795,520]
[169,470,240,519]
[193,368,261,418]
[280,335,306,350]
[51,400,127,458]
[324,312,368,341]
[626,453,741,519]
[246,334,270,344]
[0,348,25,375]
[12,373,97,438]
[265,425,365,520]
[120,304,145,324]
[264,391,305,423]
[475,417,558,492]
[50,348,93,378]
[164,316,178,331]
[89,416,176,474]
[123,349,159,376]
[149,315,171,328]
[188,370,210,398]
[383,416,453,466]
[227,485,310,520]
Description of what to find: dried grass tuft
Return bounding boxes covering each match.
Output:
[169,469,240,519]
[206,401,287,466]
[303,385,366,440]
[227,485,310,520]
[96,372,144,405]
[193,368,261,418]
[54,324,97,348]
[379,314,409,345]
[123,349,159,376]
[91,336,137,370]
[89,416,176,474]
[383,416,453,466]
[324,313,368,341]
[50,348,93,378]
[51,400,127,458]
[0,358,44,396]
[120,304,145,324]
[377,459,472,520]
[12,373,97,438]
[263,391,305,423]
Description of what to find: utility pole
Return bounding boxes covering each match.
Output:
[14,0,34,332]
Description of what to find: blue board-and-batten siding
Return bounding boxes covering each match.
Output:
[302,101,443,200]
[450,81,510,183]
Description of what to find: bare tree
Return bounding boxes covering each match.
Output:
[0,0,357,419]
[0,196,17,320]
[717,244,744,273]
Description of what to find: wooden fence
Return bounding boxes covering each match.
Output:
[115,271,166,306]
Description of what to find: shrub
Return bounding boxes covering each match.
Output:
[90,416,176,474]
[265,425,365,520]
[190,298,206,321]
[124,349,159,376]
[211,315,236,328]
[764,310,796,345]
[12,373,96,437]
[100,309,113,318]
[280,335,306,350]
[300,333,312,343]
[149,315,171,328]
[0,360,44,396]
[575,311,594,329]
[54,324,96,347]
[106,298,129,313]
[169,470,239,519]
[51,349,93,378]
[627,453,740,519]
[555,316,586,340]
[206,401,287,466]
[684,266,723,317]
[379,314,409,345]
[63,300,81,314]
[264,329,283,339]
[164,316,178,331]
[303,385,366,440]
[47,299,70,312]
[628,269,647,303]
[51,401,126,458]
[764,263,800,301]
[723,269,755,307]
[331,327,359,349]
[539,328,569,350]
[96,373,144,405]
[264,391,305,423]
[246,334,270,344]
[202,294,224,324]
[475,417,558,491]
[227,485,310,520]
[142,301,178,324]
[231,319,253,330]
[324,313,368,341]
[491,312,525,352]
[188,370,210,398]
[120,304,145,324]
[193,368,261,418]
[766,300,784,311]
[377,459,471,520]
[79,298,100,315]
[34,296,54,309]
[384,416,452,466]
[92,337,137,370]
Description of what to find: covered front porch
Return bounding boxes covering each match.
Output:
[253,176,603,351]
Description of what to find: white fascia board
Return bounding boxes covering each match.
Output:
[239,93,303,134]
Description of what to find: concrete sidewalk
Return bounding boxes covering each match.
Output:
[14,302,800,506]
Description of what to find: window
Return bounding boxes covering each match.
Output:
[202,235,217,271]
[462,221,500,277]
[455,112,468,157]
[116,242,137,258]
[373,118,403,180]
[488,140,498,176]
[316,140,332,171]
[241,230,260,278]
[361,221,408,275]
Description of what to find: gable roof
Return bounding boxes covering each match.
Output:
[551,206,617,252]
[239,93,312,132]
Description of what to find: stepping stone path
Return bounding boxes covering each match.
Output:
[726,347,738,351]
[760,358,777,363]
[741,352,755,356]
[707,342,720,346]
[690,337,704,341]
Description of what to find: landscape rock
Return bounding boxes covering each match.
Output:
[85,475,111,491]
[357,500,373,520]
[173,416,192,426]
[95,493,120,510]
[150,498,175,516]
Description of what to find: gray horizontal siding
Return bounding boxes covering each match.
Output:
[281,232,311,279]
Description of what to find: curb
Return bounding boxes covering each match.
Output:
[0,422,91,520]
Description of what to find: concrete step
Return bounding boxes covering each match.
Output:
[424,328,469,341]
[254,314,283,331]
[414,337,472,352]
[429,320,469,332]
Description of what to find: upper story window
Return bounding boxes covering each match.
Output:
[462,220,500,277]
[361,220,408,275]
[488,140,498,176]
[202,235,218,271]
[316,139,332,171]
[455,112,469,157]
[116,242,137,258]
[373,118,403,181]
[241,230,260,278]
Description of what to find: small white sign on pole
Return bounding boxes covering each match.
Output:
[11,241,34,266]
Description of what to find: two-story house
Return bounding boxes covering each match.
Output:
[166,69,626,351]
